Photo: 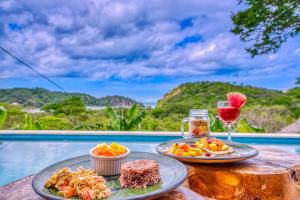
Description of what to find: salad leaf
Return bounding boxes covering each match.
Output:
[236,119,265,133]
[209,113,225,132]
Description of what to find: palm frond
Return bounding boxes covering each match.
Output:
[0,107,7,129]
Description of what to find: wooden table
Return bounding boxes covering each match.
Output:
[0,176,205,200]
[0,147,299,200]
[186,147,300,200]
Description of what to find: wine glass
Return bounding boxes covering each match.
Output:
[217,101,240,141]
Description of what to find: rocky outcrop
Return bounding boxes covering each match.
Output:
[279,118,300,133]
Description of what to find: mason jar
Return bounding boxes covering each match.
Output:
[181,109,210,138]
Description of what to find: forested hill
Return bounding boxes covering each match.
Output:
[155,81,300,118]
[0,88,142,107]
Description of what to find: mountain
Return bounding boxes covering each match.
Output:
[155,81,300,118]
[0,88,142,107]
[98,95,142,107]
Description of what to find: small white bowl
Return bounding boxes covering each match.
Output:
[89,147,130,176]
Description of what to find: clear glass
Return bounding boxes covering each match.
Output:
[181,109,210,138]
[217,101,240,141]
[190,109,208,117]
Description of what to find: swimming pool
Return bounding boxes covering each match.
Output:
[1,133,300,186]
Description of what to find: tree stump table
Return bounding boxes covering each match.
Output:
[186,147,300,200]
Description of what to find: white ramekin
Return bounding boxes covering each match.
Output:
[89,147,130,176]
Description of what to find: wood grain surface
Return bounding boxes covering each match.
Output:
[0,176,205,200]
[186,147,300,200]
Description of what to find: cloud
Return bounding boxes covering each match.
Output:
[0,0,299,82]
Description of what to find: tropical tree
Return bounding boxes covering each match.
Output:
[106,104,145,131]
[23,114,33,130]
[22,114,42,130]
[296,77,300,85]
[43,97,86,115]
[34,120,42,130]
[231,0,300,57]
[37,116,73,130]
[0,107,7,129]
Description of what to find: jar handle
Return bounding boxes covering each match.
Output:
[181,118,189,138]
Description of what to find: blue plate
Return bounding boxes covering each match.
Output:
[32,151,187,200]
[156,138,259,163]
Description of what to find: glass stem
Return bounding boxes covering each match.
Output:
[227,124,232,142]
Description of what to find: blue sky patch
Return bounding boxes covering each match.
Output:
[214,67,240,76]
[180,17,194,30]
[175,35,203,47]
[8,23,22,31]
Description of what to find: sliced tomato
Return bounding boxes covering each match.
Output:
[88,190,96,199]
[82,190,91,200]
[63,187,76,198]
[63,178,69,186]
[58,178,69,189]
[180,143,189,150]
[59,186,66,191]
[93,176,104,183]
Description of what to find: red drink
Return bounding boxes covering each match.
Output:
[218,107,240,124]
[218,93,247,141]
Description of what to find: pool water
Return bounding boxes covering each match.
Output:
[1,135,300,186]
[0,141,162,186]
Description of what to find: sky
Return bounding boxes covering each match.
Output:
[0,0,300,104]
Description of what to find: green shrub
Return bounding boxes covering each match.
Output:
[43,97,86,115]
[241,105,294,132]
[37,116,73,130]
[106,104,146,131]
[0,107,7,129]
